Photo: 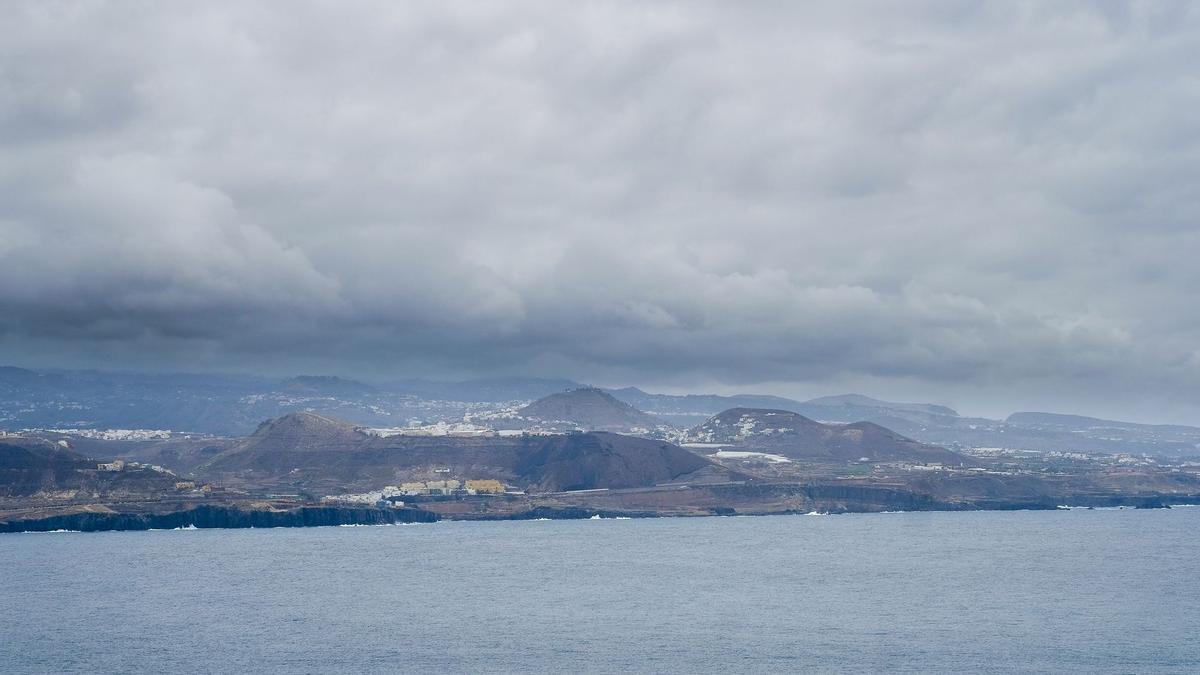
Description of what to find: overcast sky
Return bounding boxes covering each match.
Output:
[2,1,1199,422]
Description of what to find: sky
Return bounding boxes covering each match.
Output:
[2,1,1199,423]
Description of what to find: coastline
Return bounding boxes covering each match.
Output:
[5,492,1199,534]
[0,503,437,534]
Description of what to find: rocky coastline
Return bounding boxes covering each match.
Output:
[0,504,438,534]
[4,490,1198,534]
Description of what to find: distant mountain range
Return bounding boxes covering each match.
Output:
[605,388,963,427]
[1,366,1198,458]
[0,366,583,436]
[608,388,1200,458]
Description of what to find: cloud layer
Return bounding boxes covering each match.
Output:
[2,2,1199,421]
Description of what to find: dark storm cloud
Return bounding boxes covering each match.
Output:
[2,1,1200,421]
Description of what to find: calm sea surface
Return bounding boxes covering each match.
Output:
[3,508,1199,673]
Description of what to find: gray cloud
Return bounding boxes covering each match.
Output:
[2,1,1200,422]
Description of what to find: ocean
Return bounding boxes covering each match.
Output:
[3,508,1198,673]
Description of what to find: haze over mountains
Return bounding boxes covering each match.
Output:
[1,366,1198,459]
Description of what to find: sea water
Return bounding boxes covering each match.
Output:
[3,508,1199,673]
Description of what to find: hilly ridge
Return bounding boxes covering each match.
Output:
[196,412,369,476]
[195,411,726,494]
[688,408,965,464]
[0,437,179,498]
[0,438,93,496]
[515,388,671,433]
[514,432,714,492]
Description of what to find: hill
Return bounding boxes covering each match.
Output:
[1006,411,1200,435]
[803,394,959,419]
[197,412,368,474]
[687,408,965,464]
[516,388,671,433]
[606,387,806,426]
[604,387,962,429]
[515,432,712,492]
[243,411,366,451]
[0,438,93,496]
[277,375,378,397]
[48,434,229,476]
[0,437,178,498]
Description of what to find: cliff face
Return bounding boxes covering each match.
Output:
[0,504,438,533]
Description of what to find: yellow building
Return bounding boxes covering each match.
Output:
[466,479,505,494]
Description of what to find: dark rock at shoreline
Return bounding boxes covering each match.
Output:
[0,504,438,533]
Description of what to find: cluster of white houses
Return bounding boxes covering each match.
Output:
[323,479,509,505]
[362,423,558,438]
